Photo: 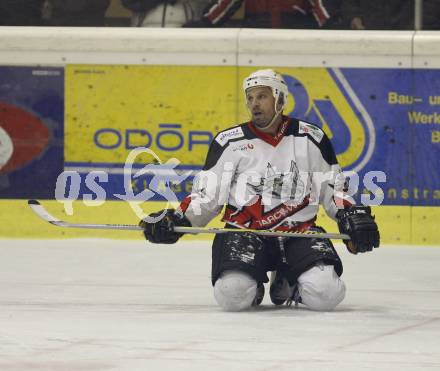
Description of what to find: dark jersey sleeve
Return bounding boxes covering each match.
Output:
[201,0,244,25]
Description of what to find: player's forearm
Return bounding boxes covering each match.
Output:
[317,167,355,221]
[180,195,223,227]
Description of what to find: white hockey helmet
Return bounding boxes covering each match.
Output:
[243,69,289,111]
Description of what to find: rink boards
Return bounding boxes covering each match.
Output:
[0,28,438,244]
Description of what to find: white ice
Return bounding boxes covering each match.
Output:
[0,240,439,371]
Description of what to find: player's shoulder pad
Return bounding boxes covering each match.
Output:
[298,120,324,143]
[296,119,337,165]
[214,125,245,147]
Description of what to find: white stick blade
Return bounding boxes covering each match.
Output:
[28,199,62,224]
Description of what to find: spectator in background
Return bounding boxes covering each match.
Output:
[341,0,413,30]
[183,0,342,29]
[122,0,206,27]
[43,0,110,26]
[423,0,440,30]
[0,0,44,25]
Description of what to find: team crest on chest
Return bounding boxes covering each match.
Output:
[246,161,311,211]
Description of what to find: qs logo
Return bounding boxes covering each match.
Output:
[282,69,375,172]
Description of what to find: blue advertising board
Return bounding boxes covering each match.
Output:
[0,66,64,199]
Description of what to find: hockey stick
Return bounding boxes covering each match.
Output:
[28,200,350,240]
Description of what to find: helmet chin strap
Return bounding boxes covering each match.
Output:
[255,105,283,132]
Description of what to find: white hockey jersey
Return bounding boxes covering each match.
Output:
[179,116,353,231]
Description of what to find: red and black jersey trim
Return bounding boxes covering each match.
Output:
[178,195,192,214]
[247,117,290,147]
[222,196,311,230]
[203,117,338,170]
[246,116,338,166]
[203,0,244,25]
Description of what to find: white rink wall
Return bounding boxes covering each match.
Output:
[1,27,440,67]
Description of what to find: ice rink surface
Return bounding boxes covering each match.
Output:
[0,239,439,371]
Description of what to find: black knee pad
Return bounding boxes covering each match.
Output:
[211,232,267,285]
[284,226,343,283]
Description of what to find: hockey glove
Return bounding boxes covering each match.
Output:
[336,206,380,254]
[139,209,191,244]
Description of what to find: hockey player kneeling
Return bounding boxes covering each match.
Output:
[140,69,380,312]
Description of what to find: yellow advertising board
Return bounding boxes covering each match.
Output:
[65,65,239,165]
[65,65,366,170]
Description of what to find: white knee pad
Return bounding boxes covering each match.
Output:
[214,270,257,312]
[297,264,346,311]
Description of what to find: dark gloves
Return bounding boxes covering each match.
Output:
[337,206,380,254]
[139,209,191,244]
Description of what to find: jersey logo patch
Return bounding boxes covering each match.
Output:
[215,126,244,147]
[298,121,324,143]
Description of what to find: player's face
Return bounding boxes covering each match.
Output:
[246,86,276,128]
